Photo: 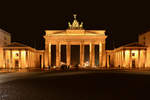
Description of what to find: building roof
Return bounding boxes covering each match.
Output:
[121,42,146,47]
[114,42,147,52]
[3,42,44,53]
[0,28,11,36]
[139,30,150,35]
[5,42,29,47]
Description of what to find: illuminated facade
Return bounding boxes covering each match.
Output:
[110,43,147,68]
[0,16,150,69]
[0,29,44,69]
[44,14,107,68]
[0,29,11,68]
[2,43,44,69]
[108,31,150,68]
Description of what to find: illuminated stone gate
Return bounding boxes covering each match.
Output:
[44,15,107,68]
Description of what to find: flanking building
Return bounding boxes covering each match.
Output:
[108,31,150,68]
[0,29,44,69]
[109,43,147,68]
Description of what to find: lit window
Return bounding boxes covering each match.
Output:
[16,53,19,57]
[132,53,135,56]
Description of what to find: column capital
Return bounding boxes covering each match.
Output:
[90,42,95,44]
[66,40,71,42]
[80,41,85,46]
[80,40,84,43]
[66,42,71,44]
[56,41,60,44]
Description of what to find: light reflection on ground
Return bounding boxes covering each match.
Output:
[1,70,150,100]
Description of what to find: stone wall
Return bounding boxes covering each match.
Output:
[0,29,11,47]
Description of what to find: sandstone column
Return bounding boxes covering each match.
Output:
[49,43,51,66]
[99,42,102,67]
[3,50,6,68]
[80,42,84,67]
[26,50,29,68]
[123,50,125,67]
[10,50,12,68]
[138,50,140,68]
[28,51,30,68]
[144,49,147,68]
[19,50,21,68]
[102,43,106,67]
[45,43,49,67]
[90,43,95,67]
[121,51,123,66]
[92,44,95,67]
[56,42,61,67]
[119,51,122,67]
[89,43,92,67]
[129,50,132,68]
[66,42,71,66]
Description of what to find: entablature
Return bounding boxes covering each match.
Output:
[45,39,106,45]
[45,30,106,36]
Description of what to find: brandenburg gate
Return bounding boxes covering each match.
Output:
[44,15,107,68]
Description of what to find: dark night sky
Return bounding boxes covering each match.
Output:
[0,1,150,50]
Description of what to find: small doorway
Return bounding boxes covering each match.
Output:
[15,60,19,68]
[132,59,136,68]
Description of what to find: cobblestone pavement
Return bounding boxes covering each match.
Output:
[0,71,150,100]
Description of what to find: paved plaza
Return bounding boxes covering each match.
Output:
[0,70,150,100]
